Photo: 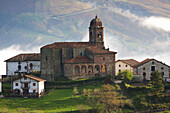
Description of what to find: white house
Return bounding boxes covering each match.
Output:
[5,53,40,75]
[115,59,139,76]
[13,75,46,96]
[134,58,170,81]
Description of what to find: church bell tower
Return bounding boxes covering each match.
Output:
[89,15,104,49]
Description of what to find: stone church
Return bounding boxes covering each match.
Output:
[41,16,117,81]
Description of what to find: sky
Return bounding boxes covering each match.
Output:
[0,1,170,75]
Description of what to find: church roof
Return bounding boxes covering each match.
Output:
[116,59,139,67]
[41,42,96,49]
[90,15,103,27]
[64,56,93,64]
[86,46,117,54]
[5,53,40,62]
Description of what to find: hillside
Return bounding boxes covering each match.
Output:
[0,0,170,62]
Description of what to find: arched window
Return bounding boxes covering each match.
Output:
[88,65,93,74]
[30,63,33,70]
[98,32,102,39]
[143,72,146,78]
[18,65,21,71]
[95,65,100,73]
[81,65,87,73]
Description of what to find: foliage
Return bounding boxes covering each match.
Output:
[117,70,134,83]
[86,84,124,113]
[73,87,79,95]
[149,71,165,98]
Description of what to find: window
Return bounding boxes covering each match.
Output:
[33,90,36,93]
[18,65,21,71]
[125,65,128,67]
[119,65,121,67]
[143,72,146,78]
[103,58,105,61]
[30,63,33,70]
[46,56,48,61]
[161,72,164,76]
[152,61,154,64]
[161,67,164,70]
[143,67,145,70]
[80,52,83,56]
[24,66,27,70]
[151,66,155,71]
[98,32,102,38]
[119,69,121,72]
[90,32,92,36]
[33,83,36,86]
[15,83,18,86]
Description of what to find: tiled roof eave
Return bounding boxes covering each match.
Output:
[64,61,94,64]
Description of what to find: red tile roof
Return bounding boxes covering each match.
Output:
[134,58,170,67]
[86,46,117,54]
[25,75,46,82]
[11,75,46,82]
[135,58,151,67]
[5,53,40,62]
[41,42,96,49]
[116,59,139,67]
[64,56,93,64]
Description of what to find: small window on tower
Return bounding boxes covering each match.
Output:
[90,32,92,36]
[80,52,83,56]
[46,56,48,61]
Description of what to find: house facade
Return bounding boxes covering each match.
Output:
[134,58,170,81]
[5,53,40,75]
[13,75,46,96]
[41,16,117,81]
[115,59,139,76]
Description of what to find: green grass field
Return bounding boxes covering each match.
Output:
[0,82,104,113]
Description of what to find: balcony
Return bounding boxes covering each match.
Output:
[21,85,30,89]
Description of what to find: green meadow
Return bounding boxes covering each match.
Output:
[0,82,103,113]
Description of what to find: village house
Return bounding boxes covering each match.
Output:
[5,53,40,75]
[134,58,170,81]
[13,75,46,96]
[41,16,117,81]
[115,59,139,76]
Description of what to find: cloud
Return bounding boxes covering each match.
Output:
[139,16,170,32]
[109,7,170,32]
[0,44,40,75]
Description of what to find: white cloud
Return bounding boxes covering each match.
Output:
[0,45,40,75]
[109,7,170,32]
[139,16,170,32]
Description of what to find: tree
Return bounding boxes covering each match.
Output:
[73,87,79,95]
[149,71,164,101]
[117,70,134,83]
[86,84,124,113]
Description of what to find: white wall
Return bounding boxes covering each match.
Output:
[7,61,40,75]
[38,81,45,94]
[115,61,134,75]
[13,76,44,95]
